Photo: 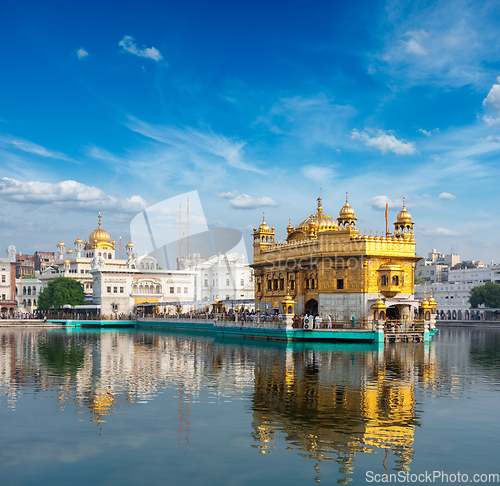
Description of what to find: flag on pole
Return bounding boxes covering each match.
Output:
[385,201,388,235]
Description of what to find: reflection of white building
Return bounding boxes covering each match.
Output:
[38,213,135,301]
[415,264,500,320]
[180,252,254,301]
[91,254,196,316]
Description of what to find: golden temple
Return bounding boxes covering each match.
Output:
[252,194,424,322]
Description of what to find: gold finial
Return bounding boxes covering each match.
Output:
[98,212,102,227]
[262,212,265,223]
[346,191,349,204]
[317,197,322,213]
[402,197,406,209]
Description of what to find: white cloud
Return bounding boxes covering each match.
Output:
[418,128,440,137]
[125,116,262,173]
[0,135,71,161]
[482,115,500,126]
[351,129,417,155]
[439,192,456,200]
[483,77,500,111]
[404,38,427,56]
[76,48,88,59]
[301,165,335,183]
[371,2,500,89]
[484,135,500,143]
[0,178,148,213]
[367,195,406,211]
[419,227,470,237]
[215,191,277,210]
[119,36,163,62]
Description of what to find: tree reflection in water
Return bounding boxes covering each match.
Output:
[38,333,86,375]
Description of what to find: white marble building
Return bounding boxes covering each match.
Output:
[180,252,254,302]
[91,254,196,316]
[38,213,135,301]
[415,264,500,319]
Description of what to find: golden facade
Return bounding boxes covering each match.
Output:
[252,195,422,321]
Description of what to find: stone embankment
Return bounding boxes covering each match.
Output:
[0,319,63,327]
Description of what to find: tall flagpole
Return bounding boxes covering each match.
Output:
[179,204,182,270]
[385,201,388,236]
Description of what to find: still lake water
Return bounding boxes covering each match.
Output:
[0,327,499,485]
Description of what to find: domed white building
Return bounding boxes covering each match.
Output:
[39,213,135,301]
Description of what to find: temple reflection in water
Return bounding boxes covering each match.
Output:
[0,329,437,479]
[250,344,436,481]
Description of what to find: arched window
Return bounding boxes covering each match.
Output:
[156,285,161,294]
[380,311,385,320]
[425,311,430,320]
[132,284,138,294]
[98,252,102,257]
[108,253,112,259]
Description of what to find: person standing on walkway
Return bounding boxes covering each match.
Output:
[327,314,332,329]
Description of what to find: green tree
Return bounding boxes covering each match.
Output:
[454,261,476,270]
[414,276,426,285]
[37,277,86,310]
[469,282,500,308]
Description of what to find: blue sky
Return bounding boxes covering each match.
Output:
[1,0,500,263]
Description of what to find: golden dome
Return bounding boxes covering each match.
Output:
[126,241,133,248]
[298,197,338,231]
[339,192,355,218]
[88,213,111,246]
[75,237,82,244]
[258,213,270,232]
[372,297,386,309]
[428,290,436,305]
[397,198,412,223]
[286,219,294,234]
[64,258,70,264]
[67,248,73,254]
[57,240,64,247]
[421,292,429,306]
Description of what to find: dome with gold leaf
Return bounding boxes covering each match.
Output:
[85,213,114,250]
[339,192,355,219]
[297,197,338,231]
[396,198,412,223]
[258,213,271,232]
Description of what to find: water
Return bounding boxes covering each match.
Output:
[0,327,499,485]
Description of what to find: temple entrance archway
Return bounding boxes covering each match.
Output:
[386,306,400,320]
[305,299,318,315]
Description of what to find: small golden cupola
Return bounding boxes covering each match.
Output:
[253,213,275,247]
[337,192,357,230]
[394,197,414,237]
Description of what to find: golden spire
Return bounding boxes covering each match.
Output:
[98,212,102,227]
[317,197,323,214]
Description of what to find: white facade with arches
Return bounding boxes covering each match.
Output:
[415,264,500,320]
[91,255,196,316]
